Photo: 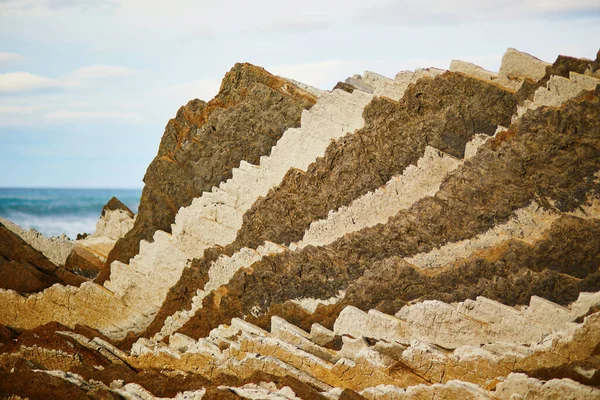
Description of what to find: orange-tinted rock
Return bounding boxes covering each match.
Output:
[102,64,317,282]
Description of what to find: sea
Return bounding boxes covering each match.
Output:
[0,188,142,240]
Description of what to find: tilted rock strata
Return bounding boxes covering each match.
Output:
[92,196,135,242]
[150,134,488,341]
[104,63,318,274]
[0,216,74,266]
[0,222,85,292]
[74,295,599,395]
[148,51,598,342]
[148,69,519,338]
[229,70,517,253]
[174,80,600,340]
[0,77,379,340]
[2,49,600,399]
[0,196,135,286]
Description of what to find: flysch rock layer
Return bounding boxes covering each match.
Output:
[103,63,319,276]
[0,216,74,266]
[75,197,136,264]
[0,222,85,292]
[0,75,383,340]
[152,134,488,341]
[79,293,597,394]
[0,196,135,286]
[150,69,460,341]
[2,49,600,400]
[147,60,521,340]
[147,49,594,343]
[172,58,599,341]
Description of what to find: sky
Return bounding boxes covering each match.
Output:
[1,0,599,189]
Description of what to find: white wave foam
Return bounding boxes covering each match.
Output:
[2,212,99,239]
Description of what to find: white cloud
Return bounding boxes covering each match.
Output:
[0,0,119,15]
[358,0,600,24]
[0,52,26,64]
[0,105,45,114]
[68,65,134,80]
[46,110,139,121]
[0,64,134,93]
[0,72,67,92]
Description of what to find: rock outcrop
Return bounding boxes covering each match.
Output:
[103,64,319,280]
[1,48,599,399]
[0,196,136,287]
[71,196,136,278]
[0,222,85,292]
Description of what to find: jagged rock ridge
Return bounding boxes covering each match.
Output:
[103,63,319,279]
[1,48,599,399]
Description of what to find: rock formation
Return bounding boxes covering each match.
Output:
[0,222,84,292]
[1,48,599,399]
[0,196,136,289]
[102,64,319,281]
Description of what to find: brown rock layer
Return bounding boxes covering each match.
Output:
[64,246,105,280]
[175,86,600,339]
[0,223,85,292]
[516,51,600,102]
[101,196,134,218]
[102,63,317,281]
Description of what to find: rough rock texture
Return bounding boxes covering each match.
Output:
[0,222,85,292]
[103,63,318,280]
[62,197,135,281]
[63,245,105,279]
[175,83,600,340]
[0,217,75,266]
[93,197,135,240]
[0,78,373,343]
[231,71,516,251]
[146,71,518,335]
[1,49,600,399]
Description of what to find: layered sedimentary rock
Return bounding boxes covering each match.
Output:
[70,196,136,278]
[1,48,599,399]
[0,70,377,340]
[0,196,136,288]
[104,63,318,276]
[0,217,75,266]
[0,223,84,292]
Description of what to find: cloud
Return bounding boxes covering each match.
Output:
[0,52,26,64]
[0,0,119,15]
[0,105,45,114]
[67,65,134,81]
[0,64,134,93]
[0,72,67,92]
[357,0,600,25]
[46,110,139,122]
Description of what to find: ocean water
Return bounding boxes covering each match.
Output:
[0,188,142,239]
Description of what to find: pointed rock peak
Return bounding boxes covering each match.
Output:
[217,62,319,103]
[101,197,134,218]
[499,48,550,81]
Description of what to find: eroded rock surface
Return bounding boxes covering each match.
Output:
[0,222,85,292]
[103,63,318,278]
[1,48,599,399]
